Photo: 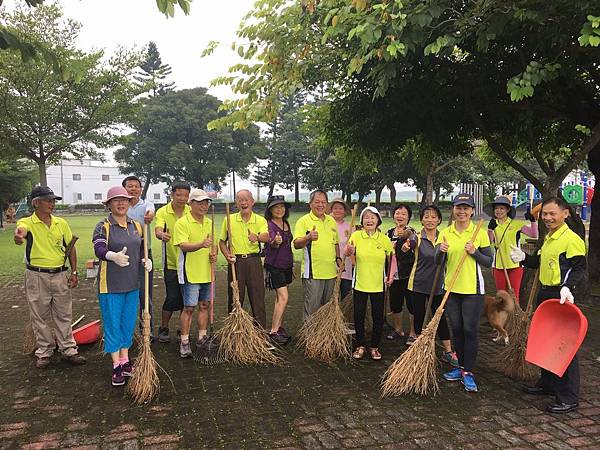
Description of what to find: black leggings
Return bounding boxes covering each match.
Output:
[408,291,450,341]
[389,278,409,314]
[353,290,384,348]
[445,293,485,372]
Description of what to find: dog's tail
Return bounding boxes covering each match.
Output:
[493,290,515,313]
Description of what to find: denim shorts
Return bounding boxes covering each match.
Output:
[182,282,211,307]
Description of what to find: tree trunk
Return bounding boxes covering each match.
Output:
[267,182,275,199]
[388,183,396,208]
[345,191,352,204]
[374,186,383,208]
[232,171,237,195]
[294,168,300,204]
[38,159,47,186]
[141,176,151,200]
[587,150,600,292]
[434,185,441,205]
[425,165,434,205]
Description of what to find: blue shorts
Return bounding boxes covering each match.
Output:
[182,282,211,307]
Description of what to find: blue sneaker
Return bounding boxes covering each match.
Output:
[462,371,478,392]
[443,367,463,381]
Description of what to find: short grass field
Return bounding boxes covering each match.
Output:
[0,211,436,279]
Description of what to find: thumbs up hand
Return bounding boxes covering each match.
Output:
[308,225,319,241]
[247,229,259,243]
[202,234,213,248]
[273,232,283,246]
[439,236,449,253]
[106,246,130,267]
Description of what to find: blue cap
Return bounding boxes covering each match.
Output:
[452,193,475,207]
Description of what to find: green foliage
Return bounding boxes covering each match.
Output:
[579,15,600,47]
[114,88,264,190]
[0,158,37,209]
[0,4,142,185]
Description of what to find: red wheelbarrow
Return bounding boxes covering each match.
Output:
[526,299,588,377]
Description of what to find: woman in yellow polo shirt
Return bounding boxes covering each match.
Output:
[486,195,538,302]
[435,193,493,393]
[510,196,586,414]
[344,206,393,361]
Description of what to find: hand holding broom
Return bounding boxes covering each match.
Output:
[381,219,484,397]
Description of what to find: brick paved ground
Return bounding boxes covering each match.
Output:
[1,269,599,450]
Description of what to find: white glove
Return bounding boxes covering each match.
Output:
[106,247,129,267]
[142,258,153,272]
[509,245,525,263]
[560,286,574,304]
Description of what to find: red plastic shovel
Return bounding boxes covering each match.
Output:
[526,299,588,377]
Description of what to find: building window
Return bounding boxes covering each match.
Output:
[94,193,102,200]
[102,174,110,181]
[76,193,82,201]
[72,174,81,181]
[154,193,161,200]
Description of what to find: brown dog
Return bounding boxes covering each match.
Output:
[484,290,515,345]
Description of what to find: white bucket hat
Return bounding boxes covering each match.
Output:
[360,206,383,226]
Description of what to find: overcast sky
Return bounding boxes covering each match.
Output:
[60,0,255,100]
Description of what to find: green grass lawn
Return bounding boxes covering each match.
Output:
[0,211,433,279]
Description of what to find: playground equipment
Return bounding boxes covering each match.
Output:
[509,171,595,219]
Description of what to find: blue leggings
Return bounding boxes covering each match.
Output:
[445,293,485,372]
[99,289,139,354]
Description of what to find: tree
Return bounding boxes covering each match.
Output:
[135,41,175,97]
[0,4,141,185]
[115,88,264,194]
[0,157,37,209]
[254,96,314,202]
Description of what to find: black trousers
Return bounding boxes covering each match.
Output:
[353,290,384,348]
[408,290,450,341]
[536,287,580,404]
[445,293,485,372]
[389,278,409,313]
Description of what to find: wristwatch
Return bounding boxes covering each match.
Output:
[71,271,78,275]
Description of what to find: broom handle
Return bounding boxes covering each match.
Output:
[142,224,150,312]
[340,204,358,281]
[225,203,237,283]
[438,219,484,311]
[524,268,540,319]
[423,264,443,325]
[210,205,216,327]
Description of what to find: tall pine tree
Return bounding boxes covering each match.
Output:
[134,41,175,97]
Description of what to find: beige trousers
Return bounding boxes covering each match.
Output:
[25,270,78,358]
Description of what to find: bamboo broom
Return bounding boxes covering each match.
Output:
[127,225,160,404]
[297,205,357,363]
[214,203,282,365]
[498,269,539,381]
[381,219,484,397]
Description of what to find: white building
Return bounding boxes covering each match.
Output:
[46,159,170,205]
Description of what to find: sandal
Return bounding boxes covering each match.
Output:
[370,348,382,360]
[352,346,366,359]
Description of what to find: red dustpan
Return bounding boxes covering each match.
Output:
[526,299,588,377]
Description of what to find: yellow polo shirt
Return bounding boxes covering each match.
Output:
[17,213,73,268]
[219,212,268,255]
[350,230,393,293]
[294,212,339,279]
[155,202,191,270]
[436,221,490,295]
[492,218,524,269]
[538,223,586,287]
[173,212,212,284]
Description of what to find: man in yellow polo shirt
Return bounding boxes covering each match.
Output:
[511,196,587,414]
[155,181,191,344]
[173,189,216,358]
[14,186,86,369]
[219,189,269,328]
[293,190,342,320]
